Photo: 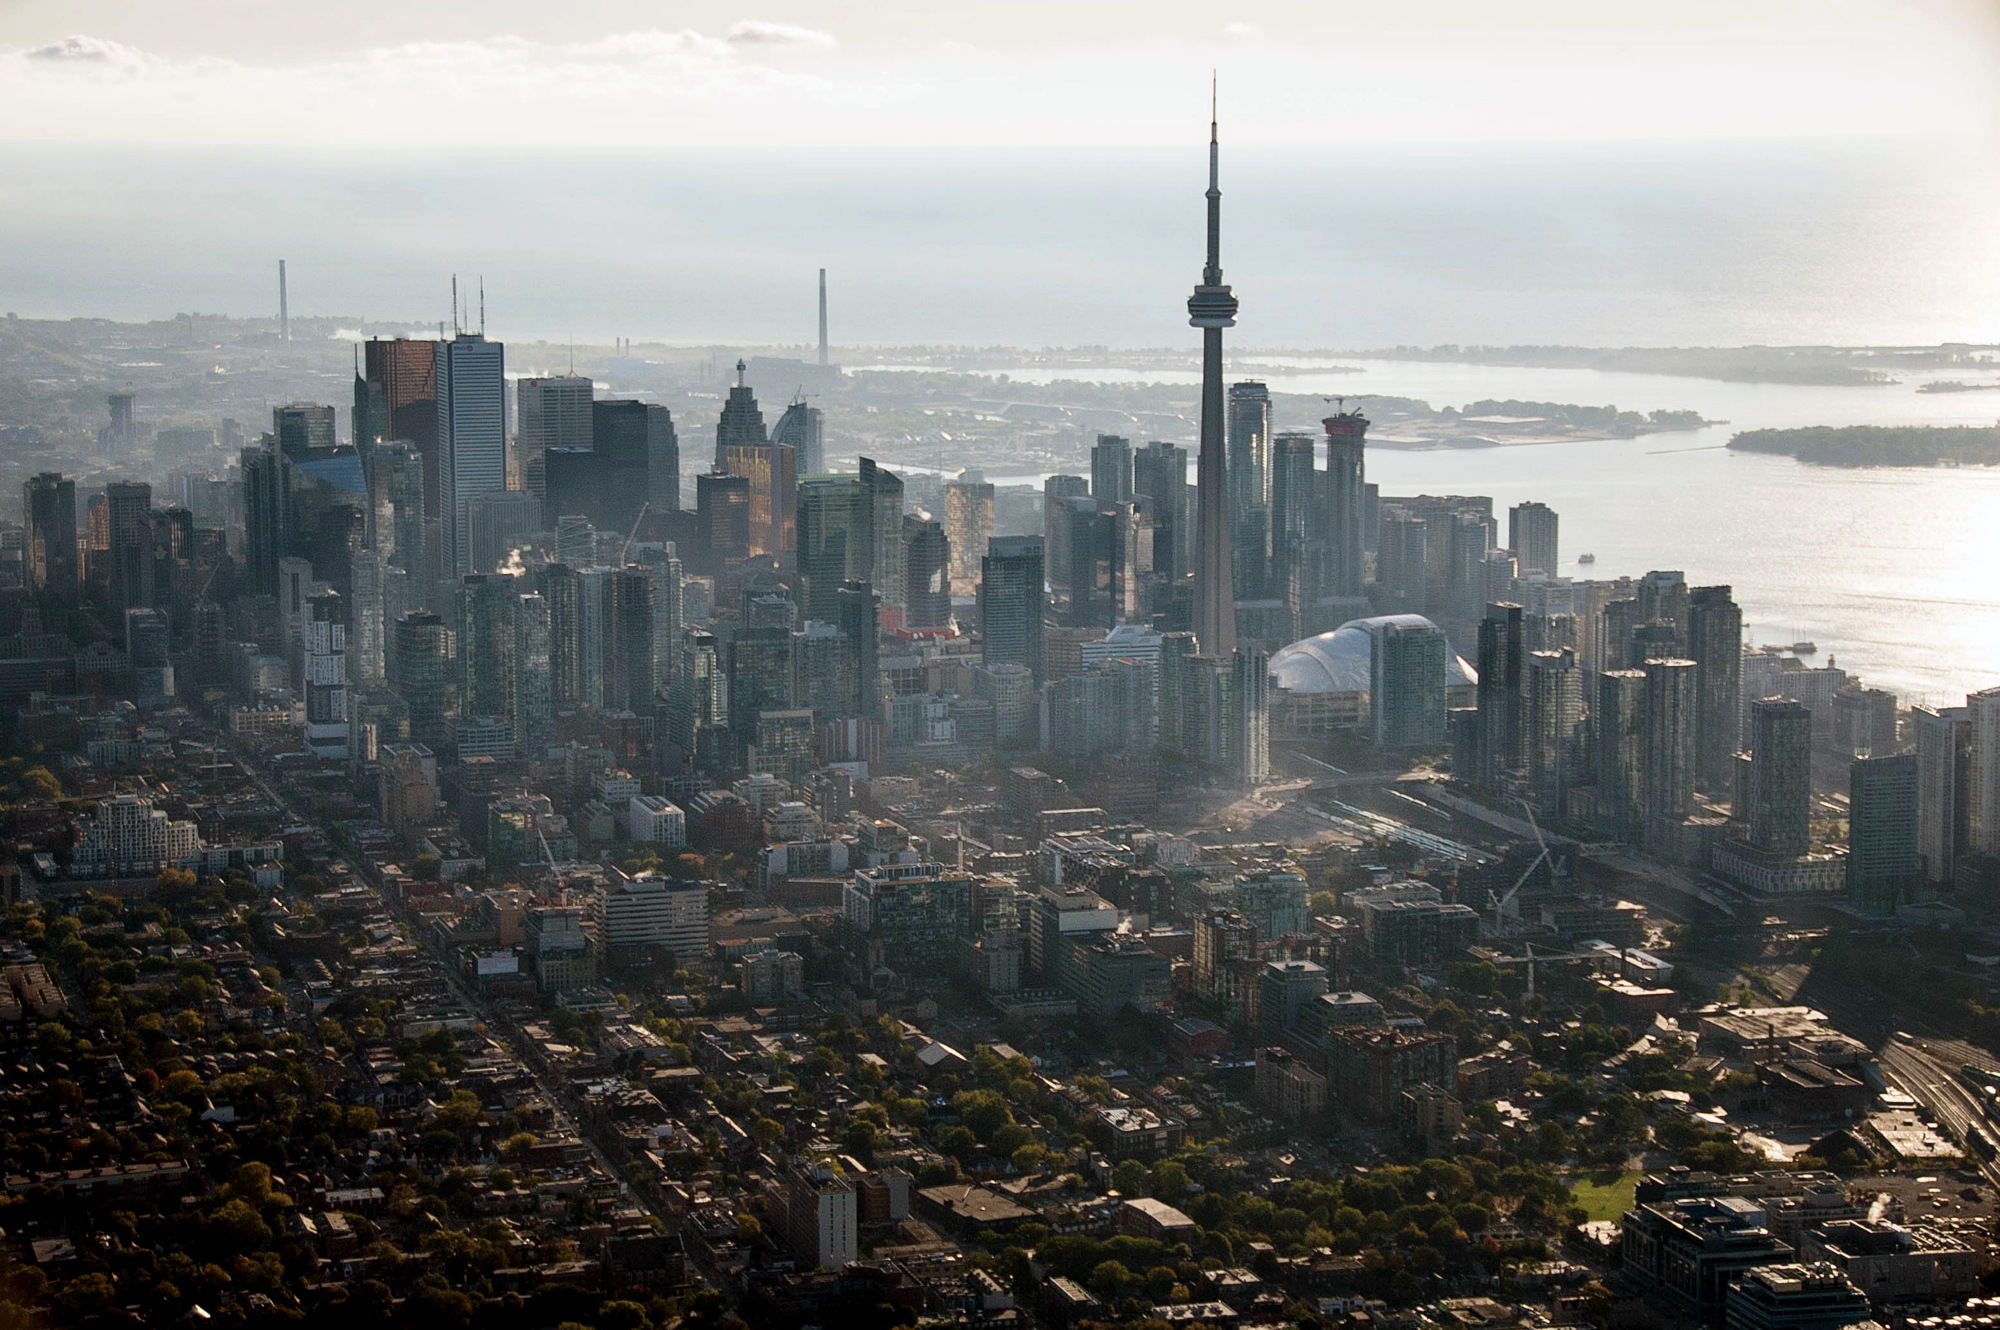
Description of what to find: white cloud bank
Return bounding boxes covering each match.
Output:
[0,9,1996,150]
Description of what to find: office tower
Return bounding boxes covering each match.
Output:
[859,458,905,613]
[1324,407,1369,600]
[944,474,995,595]
[714,362,793,558]
[1062,501,1117,630]
[904,515,951,629]
[1043,474,1091,599]
[1912,705,1969,887]
[302,590,349,759]
[1371,618,1449,750]
[466,491,537,574]
[1226,380,1269,530]
[363,338,441,578]
[772,397,824,480]
[1597,668,1649,840]
[1967,688,2000,858]
[1190,108,1241,661]
[1748,696,1812,857]
[611,567,655,711]
[1508,501,1559,579]
[797,475,870,621]
[349,548,386,686]
[1377,508,1428,611]
[374,440,426,581]
[274,403,337,455]
[695,472,752,565]
[818,268,830,366]
[104,481,153,613]
[727,625,793,747]
[1133,440,1189,580]
[1849,752,1919,912]
[516,374,594,507]
[1475,602,1526,790]
[436,333,506,580]
[1686,585,1743,792]
[1091,435,1134,505]
[836,580,881,719]
[979,536,1046,684]
[395,611,455,752]
[620,400,679,524]
[1643,657,1697,844]
[22,472,78,599]
[553,516,594,569]
[1525,648,1582,811]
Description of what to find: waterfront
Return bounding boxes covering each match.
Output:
[963,356,2000,705]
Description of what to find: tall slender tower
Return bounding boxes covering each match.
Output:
[818,268,829,367]
[1190,86,1238,658]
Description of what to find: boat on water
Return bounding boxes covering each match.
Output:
[1792,641,1817,654]
[1576,552,1596,565]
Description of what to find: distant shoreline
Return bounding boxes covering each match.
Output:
[1728,424,2000,467]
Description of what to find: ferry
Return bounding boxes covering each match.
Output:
[1576,553,1595,565]
[1792,641,1818,655]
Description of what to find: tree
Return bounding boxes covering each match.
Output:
[734,1213,763,1245]
[1088,1260,1134,1298]
[1111,1159,1151,1197]
[953,1089,1014,1141]
[596,1301,650,1330]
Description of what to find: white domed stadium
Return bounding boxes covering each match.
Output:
[1268,614,1477,739]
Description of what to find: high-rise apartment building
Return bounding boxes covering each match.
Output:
[1091,435,1134,506]
[1525,648,1582,811]
[1913,704,1970,887]
[1849,752,1919,913]
[1133,441,1189,581]
[1508,501,1559,579]
[1226,381,1270,528]
[1597,668,1649,840]
[1748,697,1813,858]
[1687,585,1744,792]
[1324,407,1369,601]
[1968,687,2000,859]
[1643,656,1697,846]
[943,474,995,595]
[302,590,349,759]
[1371,617,1448,751]
[903,515,951,629]
[105,480,153,613]
[394,611,455,753]
[1475,602,1526,790]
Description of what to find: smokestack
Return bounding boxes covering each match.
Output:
[818,267,828,367]
[279,259,289,342]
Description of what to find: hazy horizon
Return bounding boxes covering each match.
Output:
[7,138,2000,350]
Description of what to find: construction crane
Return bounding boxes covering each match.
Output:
[1486,800,1554,935]
[619,501,651,565]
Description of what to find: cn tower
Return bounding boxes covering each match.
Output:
[1189,83,1238,658]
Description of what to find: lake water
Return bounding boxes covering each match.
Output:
[952,358,2000,707]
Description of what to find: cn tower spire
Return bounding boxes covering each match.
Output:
[1190,78,1238,659]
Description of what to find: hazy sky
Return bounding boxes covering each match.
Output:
[5,0,2000,149]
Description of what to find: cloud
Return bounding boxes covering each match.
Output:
[22,34,149,69]
[726,20,838,48]
[1222,22,1264,38]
